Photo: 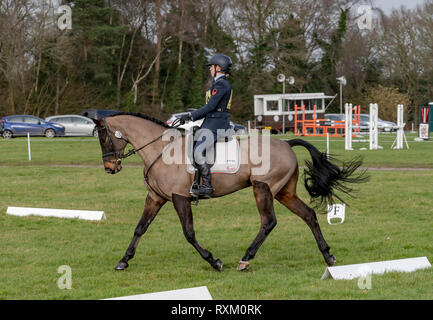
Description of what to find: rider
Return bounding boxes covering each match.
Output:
[179,53,233,197]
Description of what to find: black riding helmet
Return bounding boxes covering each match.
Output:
[207,53,232,74]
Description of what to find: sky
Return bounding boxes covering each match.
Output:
[374,0,426,13]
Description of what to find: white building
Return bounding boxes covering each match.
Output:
[254,92,335,132]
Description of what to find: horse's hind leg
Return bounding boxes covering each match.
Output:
[115,192,166,270]
[238,180,277,271]
[172,193,223,271]
[275,176,336,266]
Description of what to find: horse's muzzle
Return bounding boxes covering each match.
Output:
[104,160,122,174]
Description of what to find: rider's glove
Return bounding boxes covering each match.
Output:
[178,113,192,124]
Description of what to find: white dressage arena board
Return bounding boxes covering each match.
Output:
[6,206,106,221]
[104,286,213,300]
[321,256,431,280]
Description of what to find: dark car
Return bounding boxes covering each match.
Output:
[1,115,65,139]
[324,113,345,134]
[81,109,119,119]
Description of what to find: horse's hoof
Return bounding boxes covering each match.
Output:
[237,260,250,271]
[213,259,223,272]
[327,255,336,266]
[115,261,128,270]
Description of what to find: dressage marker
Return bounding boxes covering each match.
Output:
[6,206,106,221]
[103,286,212,300]
[321,256,431,280]
[327,204,346,225]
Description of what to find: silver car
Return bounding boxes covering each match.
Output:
[45,114,98,137]
[359,114,397,132]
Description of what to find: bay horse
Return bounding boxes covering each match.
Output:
[92,112,367,272]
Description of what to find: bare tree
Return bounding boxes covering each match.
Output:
[113,0,150,107]
[379,7,425,123]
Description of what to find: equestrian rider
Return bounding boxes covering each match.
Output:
[178,53,233,197]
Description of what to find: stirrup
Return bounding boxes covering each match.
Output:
[189,183,200,206]
[189,182,199,194]
[195,185,214,198]
[191,194,199,206]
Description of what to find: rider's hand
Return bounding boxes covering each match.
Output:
[178,113,192,124]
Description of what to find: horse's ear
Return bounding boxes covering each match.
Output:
[92,117,103,126]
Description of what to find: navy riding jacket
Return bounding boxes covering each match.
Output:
[190,75,232,135]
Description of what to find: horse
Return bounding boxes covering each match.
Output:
[92,112,367,272]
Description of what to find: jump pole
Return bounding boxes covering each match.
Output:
[344,103,353,150]
[326,132,330,159]
[27,132,31,161]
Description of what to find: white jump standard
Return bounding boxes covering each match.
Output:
[369,103,379,150]
[391,104,409,150]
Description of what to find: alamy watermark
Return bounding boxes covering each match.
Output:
[357,265,372,290]
[357,5,372,30]
[57,5,72,30]
[57,265,72,290]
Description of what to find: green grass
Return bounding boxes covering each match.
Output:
[1,132,432,168]
[0,133,432,299]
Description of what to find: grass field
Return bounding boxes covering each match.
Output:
[0,132,432,300]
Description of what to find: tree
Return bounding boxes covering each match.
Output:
[365,85,410,122]
[69,0,124,99]
[379,7,425,124]
[312,8,348,104]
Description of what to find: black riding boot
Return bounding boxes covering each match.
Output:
[190,169,201,194]
[195,163,214,197]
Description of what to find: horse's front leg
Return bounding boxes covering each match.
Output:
[172,193,223,271]
[115,192,166,270]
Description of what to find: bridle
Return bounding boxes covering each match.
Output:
[98,117,165,171]
[98,117,184,194]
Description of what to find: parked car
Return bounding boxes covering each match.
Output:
[358,114,397,132]
[166,111,246,135]
[324,113,345,125]
[324,113,397,133]
[1,115,65,139]
[46,114,98,137]
[324,113,345,134]
[81,109,119,119]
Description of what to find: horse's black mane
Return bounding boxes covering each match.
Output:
[109,112,171,128]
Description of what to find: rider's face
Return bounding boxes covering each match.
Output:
[209,65,221,77]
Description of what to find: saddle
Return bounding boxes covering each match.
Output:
[186,129,240,174]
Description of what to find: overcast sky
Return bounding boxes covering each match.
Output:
[374,0,426,12]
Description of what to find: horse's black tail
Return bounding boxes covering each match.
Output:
[287,139,369,209]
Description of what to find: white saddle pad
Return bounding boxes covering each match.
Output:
[187,138,240,174]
